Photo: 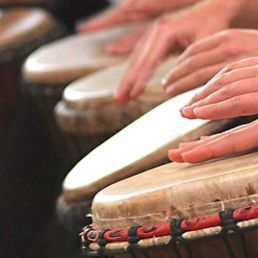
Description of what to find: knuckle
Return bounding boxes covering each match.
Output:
[220,84,232,97]
[156,15,170,27]
[225,133,238,152]
[212,103,222,117]
[223,44,242,57]
[224,63,236,72]
[217,30,231,41]
[193,69,206,84]
[153,18,171,36]
[214,73,228,86]
[186,43,198,55]
[184,57,196,69]
[230,96,241,109]
[217,29,236,41]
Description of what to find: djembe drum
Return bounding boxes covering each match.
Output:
[81,151,258,258]
[22,24,142,162]
[57,88,235,233]
[55,58,175,163]
[0,7,64,142]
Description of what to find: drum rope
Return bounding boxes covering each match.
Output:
[220,209,238,258]
[80,205,258,257]
[171,219,193,258]
[237,230,249,258]
[169,242,183,258]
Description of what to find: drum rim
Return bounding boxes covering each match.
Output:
[0,8,56,47]
[0,14,65,64]
[22,24,145,84]
[81,203,258,256]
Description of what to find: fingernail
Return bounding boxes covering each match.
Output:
[193,107,203,117]
[161,78,168,88]
[181,106,196,119]
[168,149,184,162]
[181,148,209,163]
[165,87,176,97]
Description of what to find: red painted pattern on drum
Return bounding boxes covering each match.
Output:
[233,206,258,221]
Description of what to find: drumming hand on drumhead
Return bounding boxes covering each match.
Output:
[169,57,258,163]
[180,57,258,120]
[163,29,258,97]
[77,0,199,33]
[168,120,258,163]
[115,0,245,104]
[105,28,146,56]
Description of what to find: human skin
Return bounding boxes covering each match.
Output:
[181,57,258,119]
[105,28,147,56]
[169,57,258,163]
[78,0,199,55]
[163,29,258,97]
[80,0,258,58]
[77,0,199,33]
[114,0,246,104]
[168,121,258,163]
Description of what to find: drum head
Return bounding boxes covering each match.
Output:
[92,151,258,228]
[23,24,143,84]
[62,88,230,204]
[0,8,55,49]
[62,57,176,111]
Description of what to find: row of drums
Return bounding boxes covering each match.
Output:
[2,6,258,258]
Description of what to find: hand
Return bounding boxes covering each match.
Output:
[168,120,258,163]
[180,57,258,120]
[105,28,146,56]
[163,29,258,97]
[77,0,198,33]
[114,0,245,104]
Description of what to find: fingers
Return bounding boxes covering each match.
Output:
[163,46,225,86]
[105,28,145,56]
[77,8,147,33]
[222,57,258,72]
[174,33,223,65]
[191,76,258,108]
[187,63,258,108]
[191,92,258,120]
[129,34,170,98]
[122,0,196,15]
[164,62,227,98]
[169,120,258,163]
[77,9,125,32]
[115,22,173,104]
[169,123,245,161]
[180,64,258,119]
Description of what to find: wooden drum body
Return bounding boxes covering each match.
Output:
[56,88,235,233]
[0,8,64,141]
[82,152,258,258]
[22,24,141,163]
